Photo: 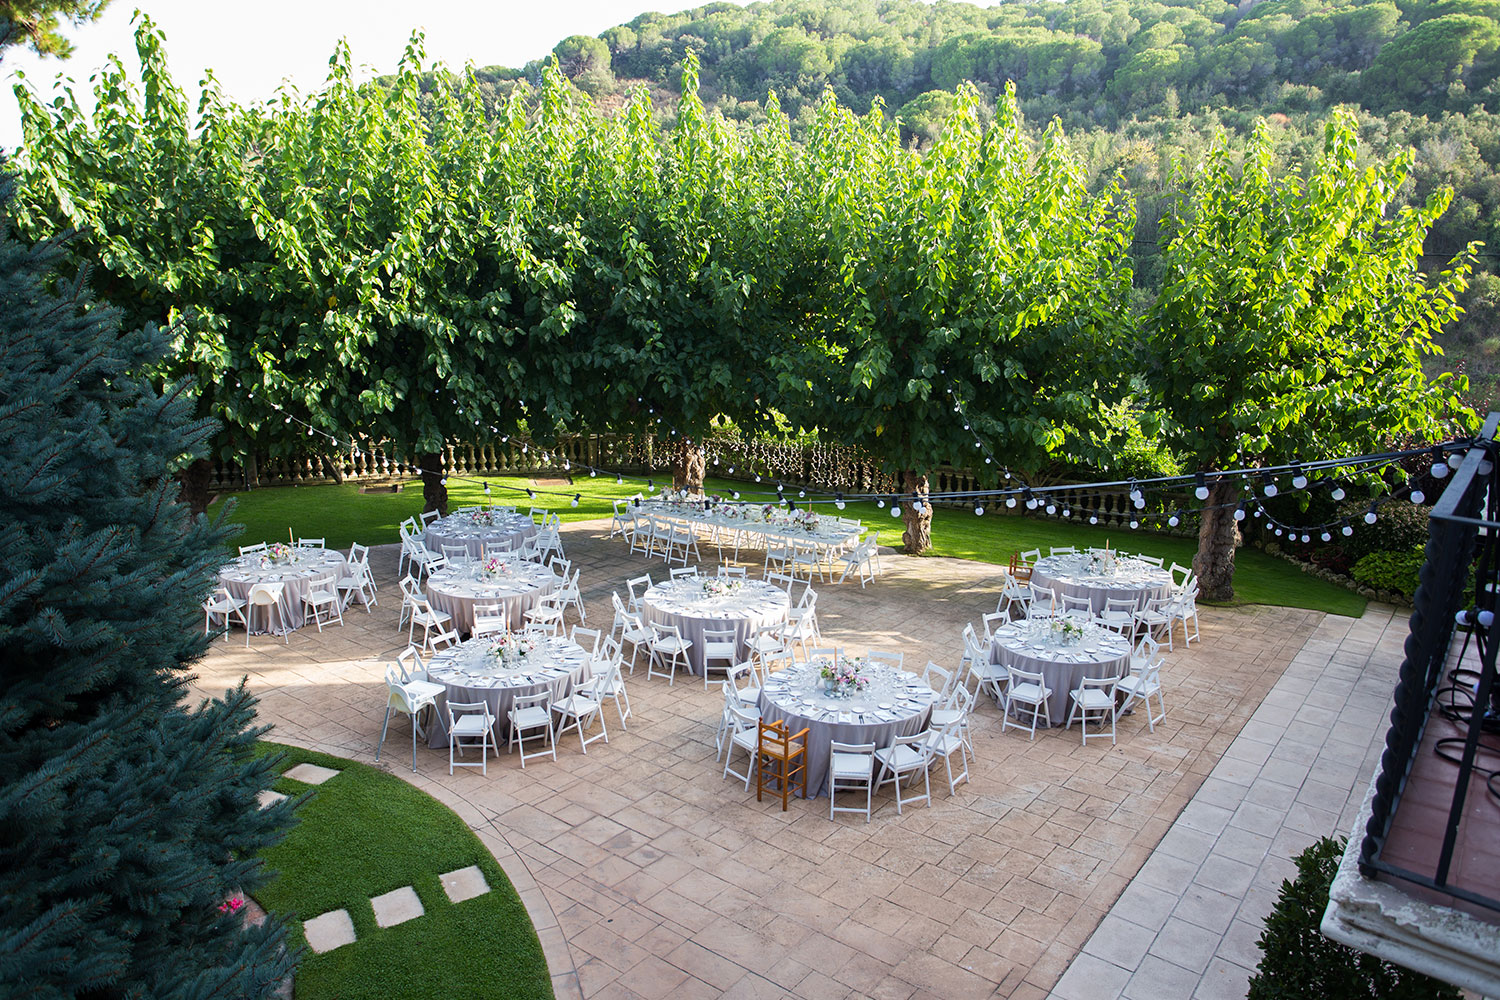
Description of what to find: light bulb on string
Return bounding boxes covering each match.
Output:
[876,499,885,508]
[1300,534,1310,543]
[1089,515,1099,524]
[647,480,655,492]
[590,470,597,477]
[974,504,985,516]
[1411,489,1426,504]
[483,482,491,495]
[1291,465,1308,490]
[1448,451,1463,469]
[732,491,740,500]
[1007,497,1018,508]
[1062,508,1071,518]
[1365,506,1378,524]
[1330,482,1346,501]
[1167,511,1180,527]
[1194,472,1209,501]
[1341,524,1354,536]
[571,495,580,508]
[616,475,623,485]
[1233,504,1246,522]
[1045,504,1056,515]
[890,504,901,518]
[1321,531,1331,542]
[1261,472,1277,497]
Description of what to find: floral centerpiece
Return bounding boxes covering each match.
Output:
[700,578,743,598]
[1086,544,1117,576]
[470,508,496,526]
[820,655,871,698]
[261,542,292,566]
[479,555,508,579]
[761,503,777,523]
[796,510,821,532]
[489,632,537,666]
[1051,617,1086,645]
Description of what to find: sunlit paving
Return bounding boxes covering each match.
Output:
[6,2,1500,999]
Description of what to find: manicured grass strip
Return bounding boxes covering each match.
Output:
[253,742,552,1000]
[212,475,1365,617]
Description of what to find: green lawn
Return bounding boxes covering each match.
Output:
[253,743,552,1000]
[210,474,1365,617]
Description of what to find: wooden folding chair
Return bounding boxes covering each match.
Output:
[755,719,809,811]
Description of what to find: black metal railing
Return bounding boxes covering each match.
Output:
[1359,411,1500,914]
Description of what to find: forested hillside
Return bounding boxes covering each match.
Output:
[455,0,1500,404]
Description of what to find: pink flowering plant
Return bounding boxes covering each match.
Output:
[700,578,743,598]
[819,655,870,698]
[489,632,537,663]
[218,896,245,915]
[480,555,508,578]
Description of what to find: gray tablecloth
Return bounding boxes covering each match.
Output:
[990,620,1130,725]
[424,636,591,747]
[757,660,935,797]
[638,502,862,554]
[642,579,788,675]
[423,511,538,559]
[217,548,349,634]
[425,562,558,635]
[1030,553,1173,614]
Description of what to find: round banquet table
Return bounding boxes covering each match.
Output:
[424,635,592,748]
[424,561,558,635]
[642,501,863,554]
[1030,553,1174,614]
[640,578,789,675]
[217,548,350,635]
[423,510,538,559]
[757,658,937,797]
[989,619,1131,726]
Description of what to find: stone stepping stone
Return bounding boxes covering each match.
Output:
[256,790,287,810]
[302,909,356,954]
[370,886,424,928]
[439,865,491,904]
[283,763,340,785]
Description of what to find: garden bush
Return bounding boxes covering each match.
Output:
[1350,547,1425,598]
[1248,837,1461,1000]
[1334,499,1431,562]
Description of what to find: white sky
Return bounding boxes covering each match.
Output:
[1,1,735,149]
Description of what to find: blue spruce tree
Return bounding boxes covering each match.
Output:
[0,166,297,997]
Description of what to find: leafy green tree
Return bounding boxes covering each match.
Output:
[1143,112,1475,600]
[0,167,295,997]
[806,83,1136,553]
[1,0,109,56]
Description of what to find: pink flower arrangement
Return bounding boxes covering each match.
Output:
[218,896,245,915]
[820,655,870,697]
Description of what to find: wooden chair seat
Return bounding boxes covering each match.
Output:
[755,719,809,811]
[1009,550,1032,583]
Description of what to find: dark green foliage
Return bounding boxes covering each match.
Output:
[1351,548,1427,596]
[1336,500,1435,562]
[1249,837,1462,999]
[0,168,296,997]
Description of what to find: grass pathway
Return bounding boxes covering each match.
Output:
[253,743,552,999]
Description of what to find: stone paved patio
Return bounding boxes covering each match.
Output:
[194,520,1332,998]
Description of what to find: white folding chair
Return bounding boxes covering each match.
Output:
[297,537,324,549]
[829,740,877,822]
[245,582,288,645]
[669,566,701,580]
[551,673,609,754]
[376,666,437,772]
[337,543,378,612]
[1068,674,1120,745]
[594,649,631,731]
[570,625,603,658]
[419,509,441,527]
[239,542,268,556]
[407,596,453,653]
[1116,658,1166,733]
[866,649,904,671]
[721,703,761,790]
[700,627,739,690]
[925,714,970,795]
[646,620,692,686]
[874,732,932,814]
[1002,666,1052,740]
[626,574,653,614]
[508,690,555,768]
[301,574,344,632]
[203,587,247,641]
[447,700,498,775]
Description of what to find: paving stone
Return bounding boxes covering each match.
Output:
[440,865,491,903]
[283,762,341,785]
[302,909,356,953]
[256,789,287,810]
[371,885,424,928]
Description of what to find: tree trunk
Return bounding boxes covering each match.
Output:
[419,451,448,518]
[900,469,932,555]
[322,453,345,484]
[177,456,215,516]
[1192,478,1240,601]
[673,439,706,493]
